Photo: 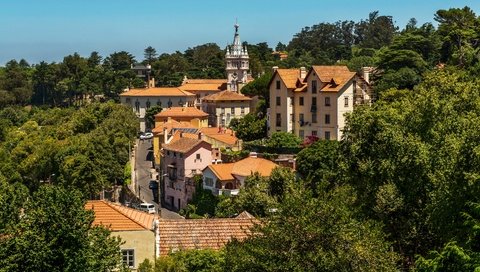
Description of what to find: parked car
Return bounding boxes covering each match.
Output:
[139,203,156,214]
[140,132,154,140]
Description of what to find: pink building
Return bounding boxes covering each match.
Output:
[162,135,212,210]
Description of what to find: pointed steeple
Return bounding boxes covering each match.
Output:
[225,20,249,92]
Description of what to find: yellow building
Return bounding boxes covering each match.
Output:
[268,66,373,140]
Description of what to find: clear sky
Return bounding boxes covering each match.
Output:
[1,0,479,65]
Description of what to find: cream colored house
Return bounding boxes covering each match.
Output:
[268,66,373,140]
[86,200,159,271]
[179,78,227,109]
[202,91,252,127]
[119,87,195,132]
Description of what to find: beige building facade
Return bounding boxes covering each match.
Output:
[268,66,373,140]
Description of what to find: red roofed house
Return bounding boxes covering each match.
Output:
[268,66,373,140]
[162,135,212,210]
[202,153,278,196]
[86,200,159,270]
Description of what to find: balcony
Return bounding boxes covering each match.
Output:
[214,188,240,196]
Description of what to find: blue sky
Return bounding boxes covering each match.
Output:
[1,0,479,65]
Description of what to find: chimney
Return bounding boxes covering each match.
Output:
[362,67,372,84]
[163,127,168,144]
[272,66,279,72]
[300,67,307,79]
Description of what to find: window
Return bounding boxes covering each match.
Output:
[135,100,140,113]
[299,97,304,106]
[299,113,304,125]
[312,80,317,94]
[146,100,151,110]
[157,100,161,106]
[196,153,201,161]
[221,107,225,114]
[122,249,135,268]
[126,98,131,104]
[325,131,331,140]
[311,97,317,112]
[344,96,349,107]
[205,177,214,187]
[312,130,317,136]
[353,80,357,92]
[325,97,331,106]
[325,114,330,124]
[276,80,281,90]
[290,113,294,123]
[276,96,281,106]
[167,100,173,108]
[240,106,245,114]
[167,164,177,180]
[276,113,281,127]
[231,107,235,114]
[299,130,304,139]
[290,97,294,106]
[312,113,317,123]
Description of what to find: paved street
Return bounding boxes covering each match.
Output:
[135,138,183,219]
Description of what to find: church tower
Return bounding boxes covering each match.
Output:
[225,23,249,92]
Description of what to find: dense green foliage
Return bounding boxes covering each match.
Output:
[138,249,224,272]
[0,181,122,271]
[224,182,398,271]
[0,102,137,196]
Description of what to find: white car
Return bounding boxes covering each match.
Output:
[139,203,156,214]
[140,132,154,140]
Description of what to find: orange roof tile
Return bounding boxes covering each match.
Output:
[170,130,199,143]
[155,107,208,118]
[158,218,256,255]
[232,157,278,177]
[200,127,238,146]
[162,137,210,153]
[179,79,227,92]
[85,200,156,231]
[203,91,252,102]
[120,87,195,97]
[310,66,356,92]
[152,120,195,134]
[275,69,301,89]
[206,163,235,181]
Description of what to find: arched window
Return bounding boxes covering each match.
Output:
[168,100,173,108]
[135,100,140,113]
[157,100,161,106]
[146,100,151,110]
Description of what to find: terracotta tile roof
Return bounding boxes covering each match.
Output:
[85,200,156,231]
[152,120,195,134]
[162,137,209,153]
[275,69,301,89]
[200,127,238,146]
[232,157,278,177]
[206,163,235,181]
[206,157,278,181]
[203,91,252,102]
[155,107,208,118]
[170,130,199,143]
[158,218,256,255]
[179,79,227,92]
[120,87,195,97]
[311,65,356,92]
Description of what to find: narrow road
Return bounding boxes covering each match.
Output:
[135,138,183,219]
